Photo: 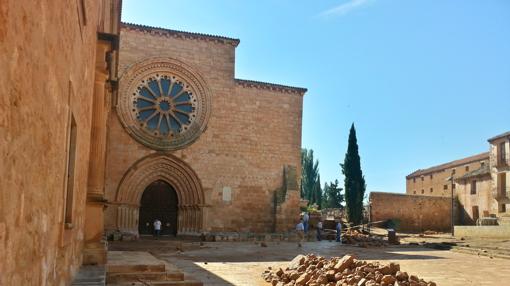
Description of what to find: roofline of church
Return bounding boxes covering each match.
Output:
[121,22,240,47]
[235,79,307,95]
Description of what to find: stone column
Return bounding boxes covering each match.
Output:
[83,40,112,265]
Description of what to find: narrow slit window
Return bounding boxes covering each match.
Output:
[64,115,78,226]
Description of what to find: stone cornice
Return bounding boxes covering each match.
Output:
[235,79,307,95]
[121,22,240,47]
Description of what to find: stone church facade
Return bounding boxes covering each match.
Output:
[2,2,304,284]
[104,23,305,236]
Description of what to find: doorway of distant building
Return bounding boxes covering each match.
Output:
[472,206,479,224]
[138,180,178,236]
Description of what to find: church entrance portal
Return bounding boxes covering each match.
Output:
[138,180,178,235]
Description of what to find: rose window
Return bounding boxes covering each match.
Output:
[118,58,211,151]
[134,75,196,137]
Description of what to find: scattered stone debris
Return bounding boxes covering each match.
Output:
[262,254,437,286]
[343,229,388,247]
[423,230,440,235]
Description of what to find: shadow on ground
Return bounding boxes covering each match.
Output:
[109,239,449,285]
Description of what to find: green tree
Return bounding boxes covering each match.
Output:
[341,123,366,225]
[322,179,344,208]
[300,148,319,205]
[321,182,330,209]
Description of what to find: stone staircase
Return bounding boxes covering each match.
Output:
[72,265,106,286]
[106,251,202,286]
[498,214,510,226]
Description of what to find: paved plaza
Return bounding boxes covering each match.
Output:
[110,239,510,286]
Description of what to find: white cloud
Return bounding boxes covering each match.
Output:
[320,0,374,17]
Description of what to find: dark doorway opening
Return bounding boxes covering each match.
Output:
[138,180,178,235]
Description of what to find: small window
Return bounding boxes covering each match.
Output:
[481,162,485,167]
[63,114,78,227]
[452,169,456,175]
[413,191,416,194]
[470,180,477,195]
[430,174,433,179]
[465,166,469,172]
[444,184,448,190]
[421,189,424,194]
[430,188,433,193]
[499,142,507,166]
[421,176,424,181]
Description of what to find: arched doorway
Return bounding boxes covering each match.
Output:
[138,180,178,235]
[114,154,205,235]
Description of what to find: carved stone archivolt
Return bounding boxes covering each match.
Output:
[114,154,205,234]
[118,57,211,150]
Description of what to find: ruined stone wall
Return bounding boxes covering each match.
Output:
[104,27,303,233]
[0,1,103,285]
[370,192,453,232]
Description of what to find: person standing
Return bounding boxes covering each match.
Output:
[316,220,323,241]
[303,212,310,234]
[153,219,162,238]
[335,221,342,244]
[296,219,305,247]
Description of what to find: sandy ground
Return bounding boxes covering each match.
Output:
[110,236,510,286]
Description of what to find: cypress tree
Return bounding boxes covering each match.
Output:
[341,123,366,225]
[314,175,322,209]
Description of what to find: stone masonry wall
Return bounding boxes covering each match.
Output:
[0,1,103,285]
[406,157,488,197]
[104,27,303,233]
[370,192,453,232]
[456,177,494,224]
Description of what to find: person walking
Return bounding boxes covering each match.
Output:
[316,220,323,241]
[153,219,162,239]
[335,220,342,244]
[296,219,305,247]
[303,212,310,234]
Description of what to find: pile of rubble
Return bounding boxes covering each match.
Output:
[343,229,388,247]
[262,254,437,286]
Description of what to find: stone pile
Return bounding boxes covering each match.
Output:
[343,230,388,247]
[262,254,437,286]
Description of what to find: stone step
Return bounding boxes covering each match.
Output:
[106,271,184,284]
[148,280,203,286]
[107,263,166,274]
[72,265,106,286]
[498,216,510,225]
[109,281,202,286]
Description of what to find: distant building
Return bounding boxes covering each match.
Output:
[406,152,489,197]
[405,132,510,225]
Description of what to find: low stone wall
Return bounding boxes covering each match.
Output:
[370,192,453,232]
[454,225,510,238]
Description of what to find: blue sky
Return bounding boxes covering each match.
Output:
[122,0,510,194]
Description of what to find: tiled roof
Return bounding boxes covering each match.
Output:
[488,131,510,142]
[406,152,489,178]
[235,79,307,94]
[456,164,491,181]
[121,22,240,46]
